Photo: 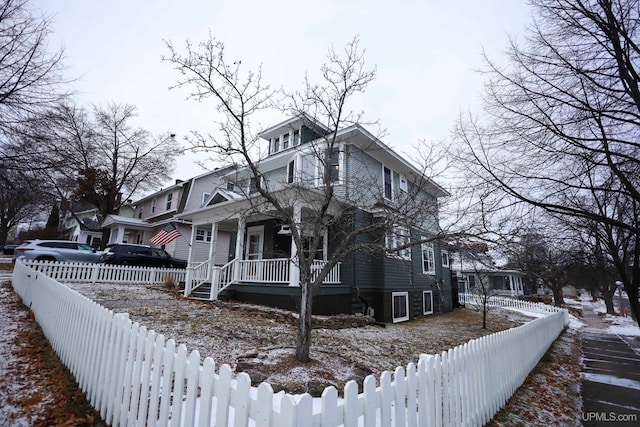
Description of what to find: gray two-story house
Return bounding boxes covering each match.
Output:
[179,115,452,323]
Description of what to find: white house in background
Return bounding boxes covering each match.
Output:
[100,167,235,264]
[59,202,136,249]
[450,245,526,297]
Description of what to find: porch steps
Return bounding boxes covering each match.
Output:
[190,282,213,300]
[188,282,234,301]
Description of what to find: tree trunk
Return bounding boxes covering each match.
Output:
[601,284,617,315]
[551,284,565,306]
[296,278,313,362]
[624,282,640,327]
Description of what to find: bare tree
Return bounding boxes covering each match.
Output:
[0,166,46,244]
[0,0,67,143]
[28,102,182,247]
[164,36,448,362]
[452,0,640,327]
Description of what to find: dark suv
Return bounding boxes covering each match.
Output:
[99,244,187,268]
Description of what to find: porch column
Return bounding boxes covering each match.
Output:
[187,223,197,264]
[289,203,301,286]
[208,222,219,279]
[509,275,515,297]
[111,225,125,244]
[233,216,246,282]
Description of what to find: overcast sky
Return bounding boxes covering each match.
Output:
[32,0,532,184]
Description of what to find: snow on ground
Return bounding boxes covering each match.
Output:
[1,265,593,425]
[65,281,537,393]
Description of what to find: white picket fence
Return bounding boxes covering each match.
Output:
[11,259,569,426]
[20,259,186,285]
[461,293,569,318]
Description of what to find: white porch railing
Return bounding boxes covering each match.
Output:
[237,258,291,283]
[184,258,342,299]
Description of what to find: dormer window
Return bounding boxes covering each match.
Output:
[269,128,301,155]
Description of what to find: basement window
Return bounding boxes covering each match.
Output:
[392,292,409,323]
[423,290,433,315]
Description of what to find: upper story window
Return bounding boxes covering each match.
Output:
[383,166,393,200]
[386,226,411,260]
[422,240,435,275]
[151,198,157,213]
[226,182,235,191]
[166,193,173,210]
[269,128,301,155]
[287,160,295,184]
[442,250,450,268]
[248,177,259,194]
[136,206,143,219]
[400,175,408,192]
[202,192,211,205]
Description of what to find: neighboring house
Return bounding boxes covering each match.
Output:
[450,245,526,297]
[59,203,107,249]
[101,169,233,264]
[177,115,452,323]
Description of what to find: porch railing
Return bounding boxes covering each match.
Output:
[185,257,342,299]
[184,258,210,295]
[237,258,290,283]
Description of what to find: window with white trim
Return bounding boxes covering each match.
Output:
[202,192,211,205]
[287,160,295,184]
[422,240,435,275]
[136,206,143,218]
[271,137,280,154]
[293,129,300,146]
[383,166,393,200]
[392,292,409,322]
[317,147,342,185]
[151,198,157,213]
[166,193,173,210]
[282,133,290,150]
[441,250,450,268]
[385,226,411,260]
[195,227,212,242]
[423,291,433,315]
[399,175,408,192]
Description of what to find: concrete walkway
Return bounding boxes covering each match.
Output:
[581,300,640,426]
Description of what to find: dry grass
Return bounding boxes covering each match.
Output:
[66,282,535,393]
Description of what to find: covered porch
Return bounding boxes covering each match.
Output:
[181,199,342,300]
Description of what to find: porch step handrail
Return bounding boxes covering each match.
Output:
[212,259,237,297]
[185,258,211,295]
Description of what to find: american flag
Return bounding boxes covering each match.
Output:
[149,223,181,246]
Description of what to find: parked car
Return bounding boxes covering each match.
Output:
[1,244,18,255]
[99,243,187,268]
[13,240,102,263]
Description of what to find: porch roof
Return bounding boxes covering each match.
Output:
[101,214,154,229]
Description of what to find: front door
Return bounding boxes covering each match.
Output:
[244,226,264,280]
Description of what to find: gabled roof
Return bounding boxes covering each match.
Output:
[203,188,245,206]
